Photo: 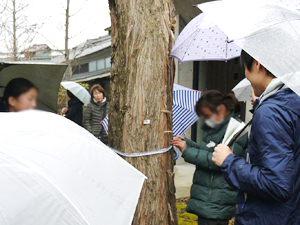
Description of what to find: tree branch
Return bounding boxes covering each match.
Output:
[69,0,88,17]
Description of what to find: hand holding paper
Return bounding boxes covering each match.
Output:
[212,118,248,167]
[222,118,246,146]
[212,144,233,167]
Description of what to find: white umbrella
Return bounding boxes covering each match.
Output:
[232,78,252,102]
[0,110,146,225]
[170,13,241,62]
[199,0,300,97]
[61,81,91,106]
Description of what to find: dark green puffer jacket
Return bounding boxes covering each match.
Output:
[182,113,248,220]
[83,98,109,144]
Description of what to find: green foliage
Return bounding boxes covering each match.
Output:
[177,201,198,225]
[176,199,235,225]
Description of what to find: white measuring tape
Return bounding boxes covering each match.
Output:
[112,146,174,157]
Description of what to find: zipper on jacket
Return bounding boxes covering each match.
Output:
[207,173,214,202]
[241,192,247,210]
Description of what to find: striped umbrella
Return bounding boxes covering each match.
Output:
[172,84,201,137]
[101,84,201,138]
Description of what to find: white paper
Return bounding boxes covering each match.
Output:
[222,117,246,146]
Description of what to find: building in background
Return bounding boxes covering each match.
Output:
[51,27,112,96]
[22,44,62,61]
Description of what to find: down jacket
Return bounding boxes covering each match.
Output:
[83,98,109,144]
[182,113,248,220]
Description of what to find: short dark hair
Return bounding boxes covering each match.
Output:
[240,50,274,77]
[195,90,240,117]
[1,78,38,111]
[4,78,37,103]
[90,84,105,98]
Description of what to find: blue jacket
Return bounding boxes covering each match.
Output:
[221,88,300,225]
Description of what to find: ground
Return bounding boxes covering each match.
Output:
[176,198,235,225]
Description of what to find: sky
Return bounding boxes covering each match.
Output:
[1,0,111,51]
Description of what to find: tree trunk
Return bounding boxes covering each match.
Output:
[108,0,177,224]
[12,0,17,61]
[65,0,71,81]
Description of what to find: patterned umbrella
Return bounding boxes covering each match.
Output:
[170,13,241,63]
[170,1,300,63]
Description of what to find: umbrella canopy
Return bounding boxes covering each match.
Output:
[232,78,252,102]
[0,110,146,225]
[0,61,67,113]
[101,84,201,137]
[172,83,201,137]
[170,13,241,63]
[61,81,91,106]
[198,0,300,97]
[274,0,300,10]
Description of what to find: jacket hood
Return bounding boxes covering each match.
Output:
[256,78,300,117]
[261,87,300,117]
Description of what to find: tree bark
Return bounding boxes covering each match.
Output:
[108,0,177,224]
[65,0,71,81]
[12,0,17,61]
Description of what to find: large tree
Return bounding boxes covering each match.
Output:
[108,0,178,224]
[1,0,40,61]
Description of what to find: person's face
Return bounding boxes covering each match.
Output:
[200,105,227,122]
[250,87,258,105]
[244,61,269,97]
[93,89,104,102]
[8,88,38,112]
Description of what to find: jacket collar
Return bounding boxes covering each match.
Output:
[92,97,107,105]
[258,78,287,106]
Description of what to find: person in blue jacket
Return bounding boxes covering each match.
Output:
[212,50,300,225]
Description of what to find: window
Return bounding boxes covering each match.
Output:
[89,61,97,72]
[105,57,111,68]
[89,56,111,72]
[97,59,105,70]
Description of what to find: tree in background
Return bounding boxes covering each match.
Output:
[108,0,178,224]
[1,0,41,61]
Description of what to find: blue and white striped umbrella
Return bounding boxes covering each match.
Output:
[172,84,201,137]
[101,84,201,138]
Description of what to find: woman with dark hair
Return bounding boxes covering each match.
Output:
[171,90,248,225]
[0,78,38,112]
[61,90,84,126]
[83,84,109,144]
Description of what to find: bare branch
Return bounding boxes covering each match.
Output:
[68,27,87,39]
[59,2,66,11]
[37,32,65,55]
[69,0,88,17]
